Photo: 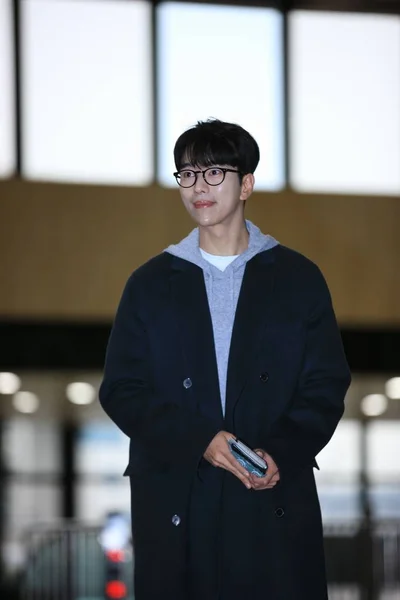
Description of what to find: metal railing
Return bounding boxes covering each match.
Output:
[14,520,400,600]
[19,521,133,600]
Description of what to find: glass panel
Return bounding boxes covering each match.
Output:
[318,483,361,521]
[75,421,129,475]
[316,420,361,482]
[315,421,362,521]
[76,480,131,523]
[3,481,61,571]
[289,12,400,195]
[0,0,15,177]
[22,0,153,185]
[157,2,285,191]
[366,420,400,481]
[369,484,400,518]
[3,417,61,474]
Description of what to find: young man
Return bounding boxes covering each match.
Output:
[99,119,351,600]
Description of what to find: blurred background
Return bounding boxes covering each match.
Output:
[0,0,399,598]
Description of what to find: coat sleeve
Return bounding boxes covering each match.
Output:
[99,273,221,470]
[264,271,351,478]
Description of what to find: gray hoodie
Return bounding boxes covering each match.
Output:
[165,220,278,415]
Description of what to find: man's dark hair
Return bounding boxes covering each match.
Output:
[174,118,260,180]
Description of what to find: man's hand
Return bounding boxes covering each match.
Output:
[203,431,252,489]
[250,449,280,490]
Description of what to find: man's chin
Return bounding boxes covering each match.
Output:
[192,216,219,228]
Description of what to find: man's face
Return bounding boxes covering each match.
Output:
[177,163,254,228]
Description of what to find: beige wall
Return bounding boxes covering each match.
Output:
[0,178,399,325]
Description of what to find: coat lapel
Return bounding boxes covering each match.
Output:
[169,256,224,424]
[225,251,276,417]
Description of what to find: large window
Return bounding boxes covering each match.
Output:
[156,2,285,191]
[2,418,62,571]
[74,422,130,522]
[316,420,362,521]
[2,2,400,191]
[75,421,129,477]
[0,0,400,195]
[289,11,400,196]
[21,0,153,185]
[367,421,400,518]
[3,417,61,474]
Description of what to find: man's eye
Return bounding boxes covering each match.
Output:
[181,171,194,179]
[210,168,222,176]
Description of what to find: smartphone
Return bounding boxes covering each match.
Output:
[228,438,267,478]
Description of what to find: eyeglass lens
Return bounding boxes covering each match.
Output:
[178,167,226,187]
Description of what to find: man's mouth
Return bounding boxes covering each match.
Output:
[193,201,215,209]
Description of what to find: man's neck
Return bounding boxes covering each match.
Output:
[199,221,249,256]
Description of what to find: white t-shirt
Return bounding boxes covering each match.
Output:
[200,248,239,272]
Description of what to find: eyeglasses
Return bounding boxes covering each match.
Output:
[173,167,241,188]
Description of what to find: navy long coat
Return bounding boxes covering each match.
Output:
[99,244,351,600]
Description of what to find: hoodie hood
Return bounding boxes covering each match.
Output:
[164,220,278,270]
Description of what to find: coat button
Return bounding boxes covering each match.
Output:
[172,514,181,526]
[260,372,269,382]
[183,378,192,389]
[275,507,285,518]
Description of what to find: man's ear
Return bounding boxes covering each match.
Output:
[240,173,255,201]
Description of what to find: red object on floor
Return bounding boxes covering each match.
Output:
[105,580,127,599]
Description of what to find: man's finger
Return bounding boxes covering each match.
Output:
[217,453,253,488]
[222,457,252,488]
[262,470,275,485]
[226,465,252,489]
[250,468,280,489]
[254,449,269,461]
[252,480,276,490]
[251,478,270,489]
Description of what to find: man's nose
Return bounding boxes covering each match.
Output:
[194,172,209,193]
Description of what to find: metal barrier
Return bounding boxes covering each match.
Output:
[19,521,134,600]
[16,520,400,600]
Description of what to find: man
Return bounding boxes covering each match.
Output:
[99,118,351,600]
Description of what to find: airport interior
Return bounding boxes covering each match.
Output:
[0,0,400,598]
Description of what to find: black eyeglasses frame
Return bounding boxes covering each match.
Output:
[173,167,242,188]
